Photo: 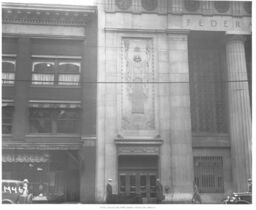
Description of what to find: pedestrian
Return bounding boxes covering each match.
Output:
[248,178,252,192]
[192,181,202,204]
[106,179,113,204]
[156,178,164,204]
[22,179,29,196]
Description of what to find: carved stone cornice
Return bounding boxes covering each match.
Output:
[2,3,97,26]
[115,139,162,155]
[2,142,83,150]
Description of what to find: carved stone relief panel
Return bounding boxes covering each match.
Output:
[117,145,160,155]
[121,38,155,131]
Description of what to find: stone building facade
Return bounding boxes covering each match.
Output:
[2,0,252,204]
[96,0,252,203]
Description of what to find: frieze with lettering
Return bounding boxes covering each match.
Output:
[183,16,251,33]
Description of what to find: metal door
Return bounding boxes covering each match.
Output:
[118,170,157,203]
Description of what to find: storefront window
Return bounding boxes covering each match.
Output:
[29,108,80,134]
[2,150,80,203]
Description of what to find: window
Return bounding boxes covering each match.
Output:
[32,57,81,86]
[189,46,227,133]
[29,108,80,134]
[2,56,16,85]
[194,156,224,193]
[2,106,14,134]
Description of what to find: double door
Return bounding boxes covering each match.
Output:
[118,170,157,203]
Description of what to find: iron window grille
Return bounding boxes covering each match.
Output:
[194,156,224,193]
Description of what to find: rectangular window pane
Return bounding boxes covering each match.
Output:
[58,74,80,86]
[150,175,156,197]
[29,109,52,133]
[140,175,146,197]
[2,106,14,134]
[120,175,126,193]
[130,175,136,195]
[32,74,54,85]
[2,73,15,84]
[56,109,80,133]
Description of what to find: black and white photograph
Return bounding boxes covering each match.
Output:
[1,0,253,208]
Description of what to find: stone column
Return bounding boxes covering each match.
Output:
[167,31,194,202]
[95,2,106,203]
[225,35,252,192]
[13,37,31,140]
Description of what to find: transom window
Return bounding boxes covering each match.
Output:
[32,56,81,86]
[2,106,14,134]
[2,56,16,85]
[29,108,81,134]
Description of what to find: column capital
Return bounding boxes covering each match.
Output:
[225,34,247,43]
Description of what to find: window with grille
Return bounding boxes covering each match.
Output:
[189,47,227,133]
[32,57,81,86]
[2,56,16,85]
[194,156,224,193]
[29,108,80,134]
[2,106,14,134]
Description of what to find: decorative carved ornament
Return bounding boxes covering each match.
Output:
[184,0,200,12]
[214,1,230,13]
[117,145,160,155]
[2,143,82,150]
[2,8,92,26]
[141,0,158,11]
[115,0,132,10]
[121,38,155,131]
[2,151,50,162]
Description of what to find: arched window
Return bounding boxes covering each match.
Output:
[2,59,15,85]
[31,57,81,86]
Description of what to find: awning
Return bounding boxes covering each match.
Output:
[2,151,50,163]
[28,100,81,108]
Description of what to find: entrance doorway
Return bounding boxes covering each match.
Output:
[118,155,158,203]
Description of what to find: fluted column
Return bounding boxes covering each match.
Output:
[226,35,252,192]
[167,31,193,202]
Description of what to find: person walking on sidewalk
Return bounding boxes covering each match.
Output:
[192,181,202,204]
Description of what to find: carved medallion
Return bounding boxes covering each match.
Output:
[116,0,132,10]
[141,0,158,11]
[214,1,230,13]
[184,0,200,12]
